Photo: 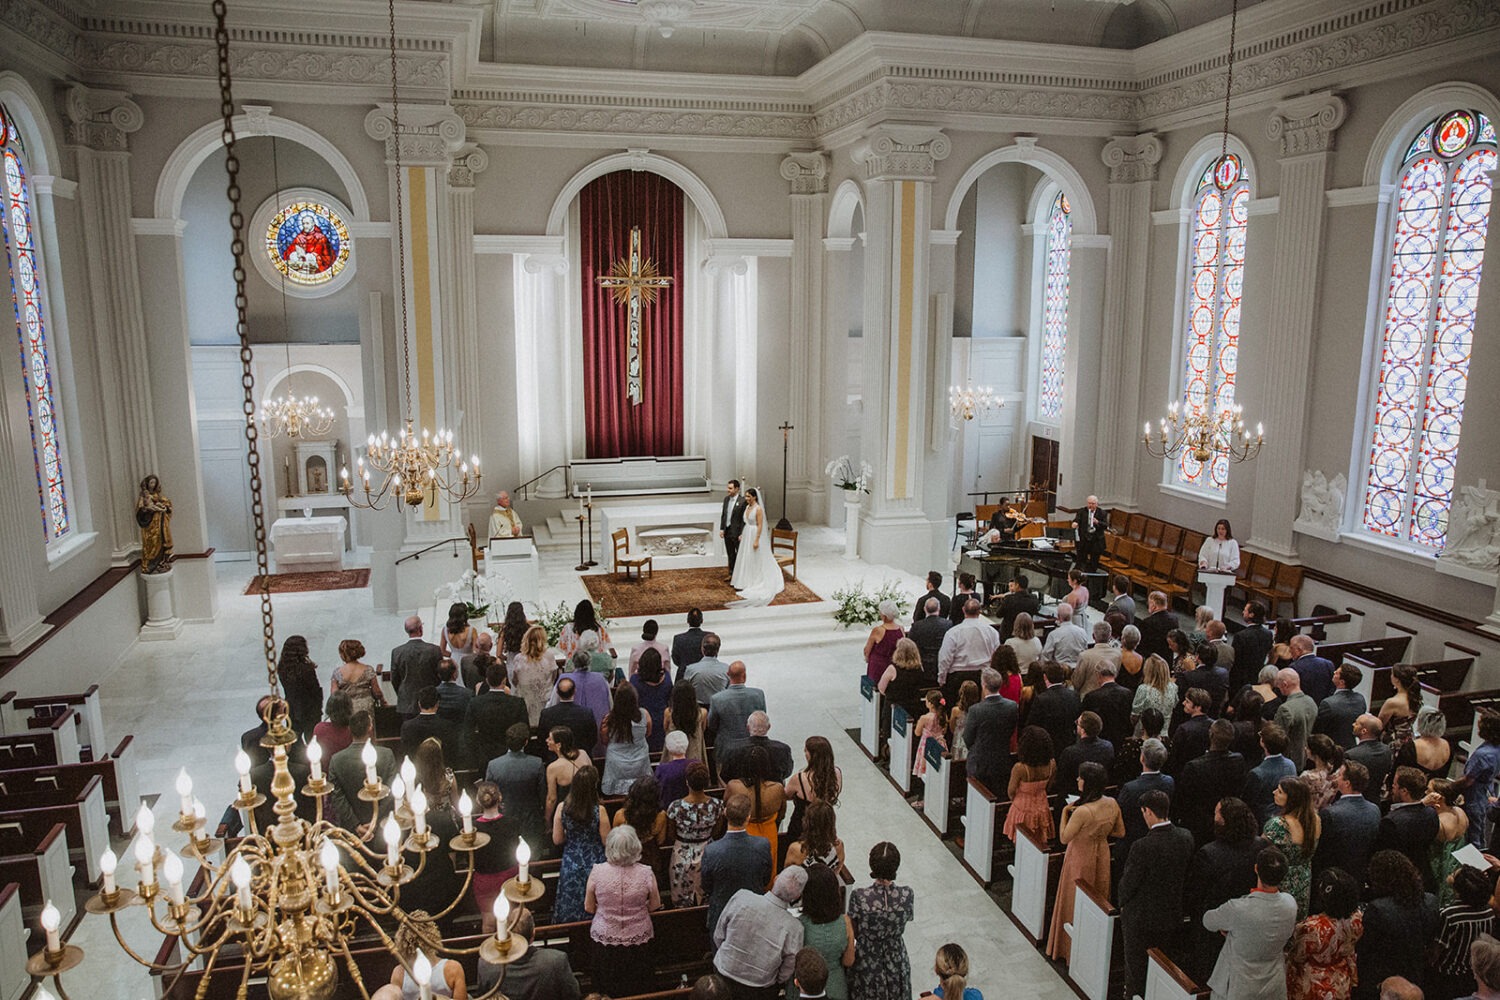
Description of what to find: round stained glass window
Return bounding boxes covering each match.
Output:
[1433,111,1474,158]
[1213,153,1240,191]
[265,200,351,288]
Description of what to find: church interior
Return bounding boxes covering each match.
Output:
[2,0,1500,997]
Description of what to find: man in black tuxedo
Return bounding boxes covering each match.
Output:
[1184,797,1266,980]
[671,608,707,679]
[391,615,443,719]
[1175,720,1247,844]
[1229,602,1274,693]
[1346,714,1393,804]
[961,667,1019,794]
[400,687,458,759]
[1082,660,1134,748]
[719,480,746,577]
[1073,494,1109,572]
[1377,766,1441,889]
[1119,739,1175,854]
[1314,664,1367,750]
[913,571,951,622]
[537,677,598,760]
[1137,591,1178,663]
[1167,688,1215,777]
[1055,711,1115,793]
[1313,761,1381,882]
[996,576,1041,639]
[908,598,951,683]
[1119,790,1195,999]
[1027,661,1081,753]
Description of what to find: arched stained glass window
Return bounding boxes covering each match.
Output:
[0,102,69,540]
[1174,153,1250,493]
[1038,192,1071,422]
[1362,109,1496,549]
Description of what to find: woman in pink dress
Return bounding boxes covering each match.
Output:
[863,600,905,685]
[912,690,948,780]
[1005,726,1056,845]
[1064,568,1090,625]
[1045,762,1123,962]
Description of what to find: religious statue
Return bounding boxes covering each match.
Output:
[283,212,334,276]
[1295,469,1346,532]
[1439,482,1500,571]
[136,474,174,574]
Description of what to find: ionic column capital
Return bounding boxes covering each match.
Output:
[780,152,830,194]
[1268,92,1348,158]
[60,83,143,152]
[1101,132,1163,184]
[853,126,949,182]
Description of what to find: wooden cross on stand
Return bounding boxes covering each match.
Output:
[597,226,674,406]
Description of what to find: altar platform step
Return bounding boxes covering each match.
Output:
[569,456,712,497]
[605,596,850,656]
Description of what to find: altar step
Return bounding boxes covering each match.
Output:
[606,597,854,657]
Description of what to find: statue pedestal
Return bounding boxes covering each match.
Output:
[843,497,862,560]
[139,568,182,641]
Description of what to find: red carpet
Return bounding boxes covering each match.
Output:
[244,569,370,595]
[581,566,821,617]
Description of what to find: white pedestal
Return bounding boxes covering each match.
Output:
[888,705,913,794]
[139,568,182,641]
[922,742,953,835]
[271,515,347,574]
[1197,570,1237,619]
[843,498,862,560]
[484,537,541,610]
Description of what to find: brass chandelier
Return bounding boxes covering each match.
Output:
[1143,400,1264,465]
[23,3,520,998]
[949,381,1003,422]
[339,0,480,511]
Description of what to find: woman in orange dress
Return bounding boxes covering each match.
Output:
[1045,761,1123,962]
[1004,726,1056,845]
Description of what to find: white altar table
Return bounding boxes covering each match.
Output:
[597,502,724,569]
[271,516,347,574]
[485,536,541,609]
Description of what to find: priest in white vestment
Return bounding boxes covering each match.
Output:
[487,491,524,539]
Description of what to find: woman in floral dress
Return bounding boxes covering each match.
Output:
[665,762,722,906]
[849,842,915,1000]
[1286,868,1363,1000]
[550,765,609,922]
[911,690,947,780]
[1264,776,1321,919]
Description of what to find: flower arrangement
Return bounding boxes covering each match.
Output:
[532,599,614,647]
[825,456,873,494]
[434,569,511,624]
[830,579,909,628]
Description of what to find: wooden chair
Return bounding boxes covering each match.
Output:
[1124,512,1147,541]
[1181,529,1207,561]
[1249,562,1304,618]
[464,522,480,572]
[772,528,798,580]
[1158,524,1184,556]
[611,528,653,582]
[1141,518,1165,550]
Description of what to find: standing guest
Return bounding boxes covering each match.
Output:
[330,639,386,716]
[1042,603,1091,670]
[1312,762,1380,884]
[997,576,1041,639]
[1176,720,1249,845]
[1132,654,1179,734]
[1228,688,1268,765]
[1461,711,1500,846]
[1190,606,1216,648]
[849,842,916,1000]
[549,650,612,738]
[1107,574,1137,623]
[914,571,951,622]
[708,661,769,760]
[1430,865,1498,999]
[794,865,854,1000]
[701,793,773,932]
[390,616,443,719]
[1302,736,1345,811]
[1167,628,1194,673]
[862,600,905,685]
[1047,761,1124,962]
[1394,705,1453,785]
[655,730,693,806]
[1376,766,1440,890]
[666,761,724,907]
[909,598,953,682]
[369,912,466,1000]
[1168,688,1216,778]
[1252,667,1284,719]
[949,573,979,626]
[486,722,547,851]
[1314,666,1367,751]
[510,626,555,727]
[948,681,981,765]
[1199,518,1242,572]
[714,867,808,998]
[1231,602,1274,694]
[1271,621,1299,671]
[1186,799,1269,980]
[1004,726,1057,845]
[576,629,614,678]
[462,633,496,689]
[585,824,662,998]
[1075,622,1123,697]
[1288,637,1336,705]
[313,690,354,757]
[1203,846,1299,1000]
[632,648,673,754]
[1005,612,1045,671]
[327,712,395,832]
[601,681,652,795]
[629,620,670,674]
[612,777,669,883]
[539,677,598,764]
[719,711,797,786]
[278,635,324,741]
[1265,776,1321,919]
[1137,591,1179,664]
[1274,669,1319,770]
[690,975,734,1000]
[685,633,732,705]
[793,948,830,1000]
[1118,740,1174,854]
[726,746,786,879]
[551,765,610,923]
[1347,715,1393,805]
[466,657,528,768]
[476,909,581,1000]
[439,601,480,660]
[939,599,1001,687]
[1354,851,1439,1000]
[400,687,457,760]
[1458,936,1500,1000]
[877,639,927,746]
[1206,620,1237,677]
[1082,659,1134,749]
[1119,790,1196,1000]
[783,800,845,870]
[557,599,611,658]
[1429,778,1472,903]
[496,601,529,660]
[963,667,1020,795]
[434,658,473,724]
[1063,568,1091,625]
[1028,661,1081,753]
[1118,625,1146,689]
[665,679,710,766]
[912,690,949,783]
[544,726,589,827]
[1245,725,1298,828]
[1055,711,1115,794]
[1074,495,1108,572]
[469,780,521,933]
[672,609,708,677]
[1182,643,1232,716]
[1018,662,1047,721]
[1114,707,1167,786]
[922,943,981,1000]
[989,644,1025,704]
[785,736,843,845]
[1285,867,1363,1000]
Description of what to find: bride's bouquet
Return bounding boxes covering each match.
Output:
[825,456,873,494]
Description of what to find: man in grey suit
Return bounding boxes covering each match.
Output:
[685,633,732,705]
[1205,620,1236,675]
[1272,668,1318,769]
[485,722,547,850]
[1313,761,1381,882]
[390,615,442,718]
[1314,664,1367,750]
[476,909,580,1000]
[701,793,773,932]
[328,711,395,833]
[706,661,767,759]
[1346,714,1393,804]
[962,667,1020,794]
[1203,846,1298,1000]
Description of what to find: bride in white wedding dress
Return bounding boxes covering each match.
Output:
[729,488,784,607]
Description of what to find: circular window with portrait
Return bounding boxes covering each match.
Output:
[251,189,357,297]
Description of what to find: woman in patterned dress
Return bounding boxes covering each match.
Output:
[329,639,385,717]
[1130,655,1177,737]
[947,681,980,765]
[665,762,722,906]
[1264,776,1321,919]
[509,626,555,727]
[557,599,611,658]
[550,765,609,922]
[1286,867,1363,1000]
[848,842,915,1000]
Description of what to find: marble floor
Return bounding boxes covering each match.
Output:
[61,527,1076,1000]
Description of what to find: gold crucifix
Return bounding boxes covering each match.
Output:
[597,226,674,406]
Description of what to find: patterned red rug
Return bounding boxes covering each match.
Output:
[244,569,371,595]
[581,566,821,617]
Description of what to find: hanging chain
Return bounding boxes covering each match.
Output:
[388,0,413,423]
[1219,0,1239,164]
[213,0,278,693]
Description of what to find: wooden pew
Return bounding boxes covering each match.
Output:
[1066,878,1117,1000]
[0,693,15,738]
[0,734,141,834]
[921,743,958,836]
[888,705,915,794]
[1287,610,1352,643]
[1315,634,1411,671]
[0,821,72,929]
[1146,947,1210,1000]
[1004,825,1059,944]
[0,772,108,882]
[0,708,80,768]
[1361,656,1474,707]
[13,685,106,761]
[858,676,882,758]
[0,883,29,1000]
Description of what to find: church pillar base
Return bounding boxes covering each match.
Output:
[138,569,182,642]
[859,511,940,575]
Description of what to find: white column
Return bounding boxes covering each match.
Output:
[703,255,753,483]
[513,251,569,494]
[780,153,830,523]
[820,235,856,527]
[62,85,157,561]
[852,126,950,570]
[445,144,488,524]
[1092,134,1162,509]
[1247,93,1348,558]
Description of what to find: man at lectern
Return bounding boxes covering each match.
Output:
[487,490,524,539]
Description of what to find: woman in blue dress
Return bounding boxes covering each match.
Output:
[550,764,609,922]
[920,943,983,1000]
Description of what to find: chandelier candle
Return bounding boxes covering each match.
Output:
[100,849,118,897]
[307,739,323,782]
[493,895,511,950]
[414,953,434,1000]
[40,900,60,954]
[134,836,155,891]
[230,858,253,913]
[517,839,531,885]
[191,801,207,844]
[176,768,194,819]
[410,787,429,838]
[163,852,185,906]
[320,840,340,903]
[459,791,474,836]
[235,750,252,795]
[384,816,401,870]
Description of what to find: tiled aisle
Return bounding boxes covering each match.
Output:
[65,528,1074,999]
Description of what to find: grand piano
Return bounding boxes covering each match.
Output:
[956,500,1079,602]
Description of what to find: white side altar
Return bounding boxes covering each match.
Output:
[485,536,541,609]
[597,502,724,569]
[270,515,347,573]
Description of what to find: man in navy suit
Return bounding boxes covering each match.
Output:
[1082,658,1135,749]
[1242,723,1297,825]
[670,608,707,678]
[1346,714,1393,804]
[1229,602,1274,693]
[962,667,1019,794]
[1313,761,1381,882]
[1377,766,1441,890]
[1175,720,1247,845]
[1287,635,1336,703]
[1055,711,1115,794]
[1119,739,1175,854]
[1027,661,1081,754]
[700,793,772,932]
[1314,664,1367,750]
[1118,790,1196,1000]
[1167,688,1215,777]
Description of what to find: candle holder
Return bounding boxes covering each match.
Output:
[376,863,415,887]
[449,829,491,853]
[357,781,389,803]
[234,789,266,812]
[502,874,545,906]
[84,885,139,915]
[26,943,85,977]
[403,830,439,853]
[575,514,589,572]
[478,932,528,966]
[584,501,597,567]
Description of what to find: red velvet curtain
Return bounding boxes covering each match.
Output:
[579,171,685,457]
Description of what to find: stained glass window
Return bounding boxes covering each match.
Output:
[1038,192,1071,422]
[1361,109,1496,549]
[0,103,69,541]
[265,199,350,287]
[1174,153,1250,492]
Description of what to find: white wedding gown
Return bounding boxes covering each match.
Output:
[729,503,784,607]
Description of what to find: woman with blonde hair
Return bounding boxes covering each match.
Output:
[921,942,982,999]
[948,681,980,763]
[509,625,555,726]
[878,637,926,723]
[371,911,467,999]
[1006,613,1043,670]
[1130,655,1177,736]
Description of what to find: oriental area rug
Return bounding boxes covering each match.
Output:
[581,566,821,617]
[244,569,371,595]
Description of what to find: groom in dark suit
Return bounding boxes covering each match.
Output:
[720,479,746,578]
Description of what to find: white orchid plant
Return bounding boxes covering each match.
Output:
[825,456,873,494]
[434,568,513,622]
